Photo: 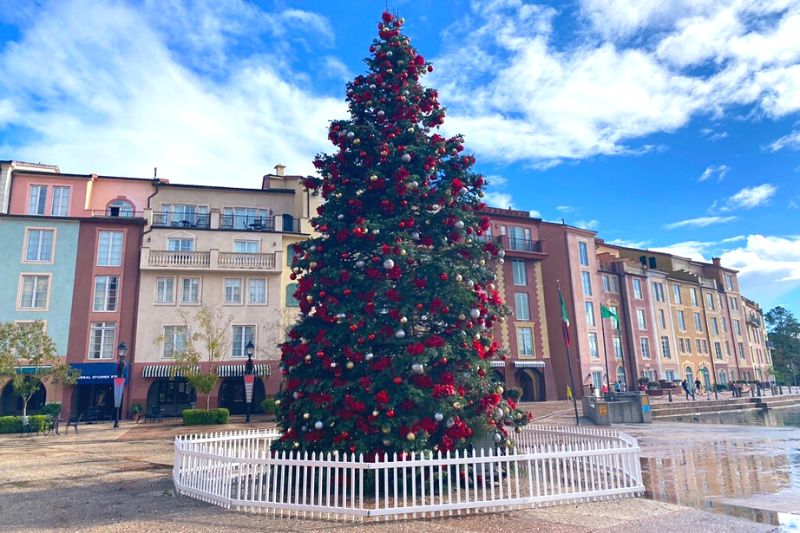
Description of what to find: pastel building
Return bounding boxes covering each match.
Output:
[0,214,79,414]
[130,166,315,417]
[742,297,772,383]
[484,208,556,401]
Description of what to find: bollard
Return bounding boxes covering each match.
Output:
[668,389,672,403]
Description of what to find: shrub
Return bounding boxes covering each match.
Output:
[37,403,62,417]
[505,387,523,401]
[0,415,49,433]
[261,397,278,415]
[182,408,229,426]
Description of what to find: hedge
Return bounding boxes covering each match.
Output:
[182,408,229,426]
[261,397,278,416]
[0,415,49,434]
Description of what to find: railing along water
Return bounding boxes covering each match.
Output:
[173,425,643,521]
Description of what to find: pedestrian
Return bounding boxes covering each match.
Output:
[681,379,690,400]
[614,381,621,393]
[694,378,702,395]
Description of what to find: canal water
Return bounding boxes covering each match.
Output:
[628,406,800,530]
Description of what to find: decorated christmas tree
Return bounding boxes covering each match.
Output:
[274,11,529,457]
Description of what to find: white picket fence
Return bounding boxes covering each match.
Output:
[173,424,643,520]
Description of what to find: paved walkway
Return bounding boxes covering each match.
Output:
[0,419,777,532]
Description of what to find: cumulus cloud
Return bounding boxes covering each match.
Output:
[663,215,737,230]
[574,219,599,230]
[483,191,514,209]
[728,184,778,209]
[431,0,800,167]
[698,164,729,182]
[651,240,712,262]
[0,0,344,184]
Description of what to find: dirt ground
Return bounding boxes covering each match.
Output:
[0,416,778,533]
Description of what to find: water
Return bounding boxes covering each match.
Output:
[630,407,800,530]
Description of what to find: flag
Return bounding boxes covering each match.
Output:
[558,287,571,348]
[601,304,620,330]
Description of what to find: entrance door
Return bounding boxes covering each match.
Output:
[72,384,114,421]
[515,369,545,402]
[219,377,266,415]
[701,368,711,391]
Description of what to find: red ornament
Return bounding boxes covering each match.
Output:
[386,410,395,418]
[393,376,402,384]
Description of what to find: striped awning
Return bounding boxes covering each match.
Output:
[217,364,271,377]
[489,360,506,368]
[14,365,53,375]
[514,360,545,368]
[142,365,199,378]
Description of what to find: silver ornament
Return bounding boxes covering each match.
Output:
[411,363,424,374]
[315,421,324,430]
[347,131,355,139]
[365,352,374,360]
[377,110,385,116]
[494,433,502,443]
[421,315,428,321]
[458,187,468,195]
[355,260,365,268]
[498,250,505,258]
[454,220,464,229]
[446,418,455,428]
[394,329,406,339]
[401,153,411,162]
[337,214,344,220]
[470,308,481,319]
[411,231,420,240]
[434,413,444,422]
[498,258,504,265]
[383,258,395,270]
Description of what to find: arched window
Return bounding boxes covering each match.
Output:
[108,199,135,217]
[685,366,694,385]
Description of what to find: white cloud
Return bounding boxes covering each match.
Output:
[607,238,650,248]
[664,215,737,230]
[485,174,508,187]
[574,219,599,230]
[0,0,344,184]
[651,241,712,262]
[529,209,542,218]
[728,184,777,209]
[698,164,729,182]
[769,130,800,151]
[483,191,514,209]
[556,205,575,213]
[431,0,800,167]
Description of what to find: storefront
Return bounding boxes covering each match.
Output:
[69,363,119,421]
[217,363,269,415]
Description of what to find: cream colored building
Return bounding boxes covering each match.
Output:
[742,297,773,383]
[129,166,317,416]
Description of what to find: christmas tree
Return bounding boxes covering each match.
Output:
[274,11,529,457]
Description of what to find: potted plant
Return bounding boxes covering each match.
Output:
[131,403,143,420]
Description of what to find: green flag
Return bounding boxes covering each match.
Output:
[600,305,617,320]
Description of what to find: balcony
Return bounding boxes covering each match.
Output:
[496,235,545,255]
[152,212,211,229]
[142,249,280,272]
[90,209,145,218]
[219,214,300,233]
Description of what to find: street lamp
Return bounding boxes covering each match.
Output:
[788,362,797,394]
[114,341,128,429]
[244,341,255,423]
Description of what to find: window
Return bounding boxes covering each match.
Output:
[734,319,741,336]
[658,309,666,329]
[156,277,175,304]
[644,370,656,382]
[512,260,527,286]
[661,336,671,359]
[609,305,620,330]
[696,339,703,353]
[652,282,665,302]
[28,185,46,215]
[694,312,703,332]
[578,241,589,266]
[181,278,200,304]
[286,283,299,307]
[93,276,119,311]
[162,204,209,227]
[581,271,592,296]
[725,274,734,290]
[591,371,603,389]
[163,326,188,358]
[514,293,530,320]
[617,366,626,384]
[222,207,270,230]
[738,342,745,359]
[585,301,596,327]
[225,278,242,304]
[729,297,739,311]
[688,288,697,306]
[613,336,623,359]
[108,199,134,217]
[632,279,643,299]
[725,340,731,355]
[711,317,719,336]
[588,333,599,358]
[679,338,685,353]
[20,275,49,308]
[722,319,728,333]
[687,338,693,354]
[672,284,682,304]
[677,310,686,331]
[636,309,647,330]
[714,342,723,360]
[248,278,266,304]
[51,186,70,216]
[666,370,676,382]
[508,226,531,251]
[168,238,194,251]
[706,293,715,310]
[234,240,260,254]
[97,231,123,266]
[603,275,619,293]
[517,327,533,356]
[640,337,650,359]
[232,325,255,357]
[89,322,116,359]
[25,229,54,261]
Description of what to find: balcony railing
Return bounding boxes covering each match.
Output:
[219,214,300,233]
[152,212,211,229]
[502,236,542,253]
[218,252,276,270]
[148,250,210,268]
[91,209,145,218]
[143,249,280,271]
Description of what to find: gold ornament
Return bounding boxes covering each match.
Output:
[496,386,504,395]
[372,410,380,417]
[303,413,310,419]
[346,361,354,369]
[406,432,416,441]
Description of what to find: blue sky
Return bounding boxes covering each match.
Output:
[0,0,798,316]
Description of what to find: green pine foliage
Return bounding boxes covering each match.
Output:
[274,12,529,457]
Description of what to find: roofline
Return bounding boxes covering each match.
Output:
[0,213,146,226]
[11,169,155,183]
[159,182,295,194]
[482,205,542,222]
[538,219,597,237]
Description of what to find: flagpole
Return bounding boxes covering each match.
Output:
[558,280,580,426]
[600,311,612,398]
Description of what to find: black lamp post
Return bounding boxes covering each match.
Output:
[244,341,255,423]
[114,341,128,429]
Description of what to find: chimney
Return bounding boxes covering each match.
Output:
[274,164,286,177]
[712,257,721,266]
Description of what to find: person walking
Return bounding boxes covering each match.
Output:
[682,379,691,400]
[694,378,702,396]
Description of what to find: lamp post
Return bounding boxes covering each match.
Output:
[244,341,255,423]
[788,362,797,394]
[114,341,128,429]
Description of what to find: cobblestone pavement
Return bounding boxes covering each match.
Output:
[0,416,779,532]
